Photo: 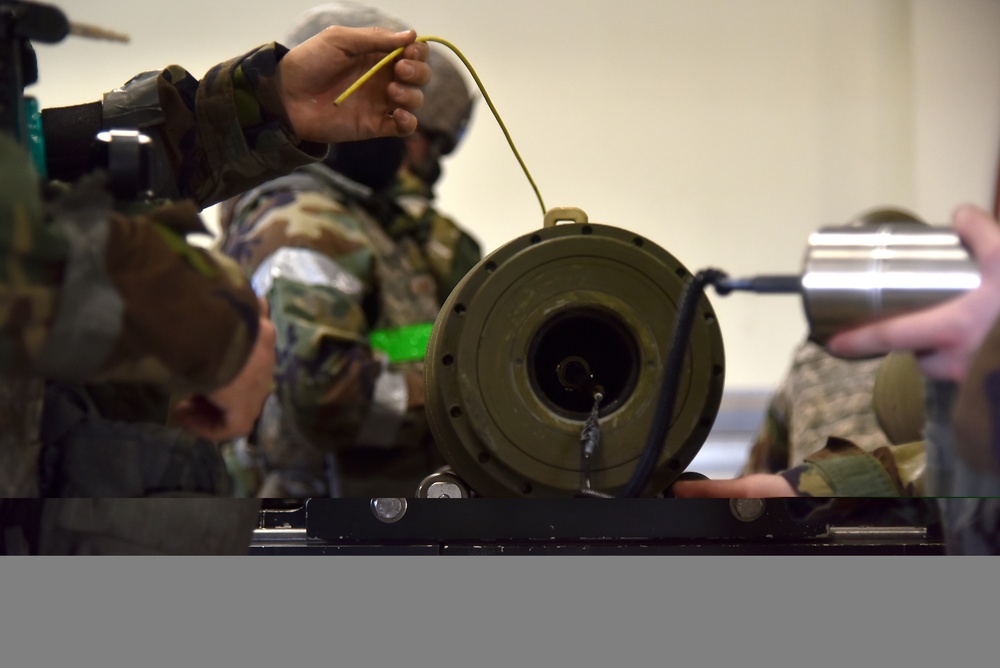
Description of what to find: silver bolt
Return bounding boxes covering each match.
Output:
[370,497,407,523]
[417,471,469,498]
[729,498,765,522]
[426,481,465,499]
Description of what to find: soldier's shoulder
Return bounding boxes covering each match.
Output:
[234,171,373,236]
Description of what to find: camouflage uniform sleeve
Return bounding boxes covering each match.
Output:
[2,135,258,393]
[778,436,926,497]
[270,278,404,451]
[220,185,392,449]
[109,43,327,208]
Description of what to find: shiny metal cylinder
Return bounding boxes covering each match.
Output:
[802,223,980,345]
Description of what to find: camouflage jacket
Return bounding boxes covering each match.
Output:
[779,438,925,497]
[745,341,926,497]
[1,43,325,496]
[220,164,481,456]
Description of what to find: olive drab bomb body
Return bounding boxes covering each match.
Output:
[423,208,725,498]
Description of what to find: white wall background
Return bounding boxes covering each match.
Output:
[32,0,1000,394]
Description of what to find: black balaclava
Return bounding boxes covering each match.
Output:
[324,136,407,192]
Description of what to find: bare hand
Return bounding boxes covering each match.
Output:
[826,205,1000,382]
[172,298,276,441]
[671,474,796,498]
[279,26,431,143]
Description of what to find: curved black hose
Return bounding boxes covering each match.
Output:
[618,268,728,497]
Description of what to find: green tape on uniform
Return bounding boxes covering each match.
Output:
[370,322,434,363]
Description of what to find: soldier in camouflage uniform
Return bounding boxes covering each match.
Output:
[1,25,431,553]
[219,1,481,499]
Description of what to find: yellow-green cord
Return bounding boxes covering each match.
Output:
[334,35,546,216]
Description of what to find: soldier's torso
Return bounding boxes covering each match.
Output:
[777,341,891,466]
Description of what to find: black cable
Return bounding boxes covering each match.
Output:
[619,268,729,497]
[578,391,603,494]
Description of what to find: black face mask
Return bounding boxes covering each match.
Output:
[324,136,407,192]
[407,131,449,188]
[409,154,442,188]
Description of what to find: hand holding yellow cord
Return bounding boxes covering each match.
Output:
[335,35,547,216]
[278,26,430,143]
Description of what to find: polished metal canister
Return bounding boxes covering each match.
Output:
[801,222,980,345]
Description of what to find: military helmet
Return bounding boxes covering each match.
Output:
[418,48,475,156]
[847,206,924,227]
[283,1,411,48]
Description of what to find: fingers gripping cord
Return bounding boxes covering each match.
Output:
[334,35,546,216]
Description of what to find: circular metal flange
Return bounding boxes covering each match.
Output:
[425,220,725,497]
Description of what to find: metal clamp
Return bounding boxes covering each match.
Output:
[543,206,589,228]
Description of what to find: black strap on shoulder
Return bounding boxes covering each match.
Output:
[40,101,103,183]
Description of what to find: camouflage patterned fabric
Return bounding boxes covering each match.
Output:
[745,340,926,497]
[1,133,49,497]
[220,163,481,498]
[2,42,323,504]
[379,166,482,301]
[779,438,925,497]
[138,42,327,208]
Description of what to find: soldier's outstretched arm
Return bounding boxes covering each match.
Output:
[671,473,795,498]
[1,27,429,411]
[43,27,429,209]
[673,439,925,498]
[183,27,428,205]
